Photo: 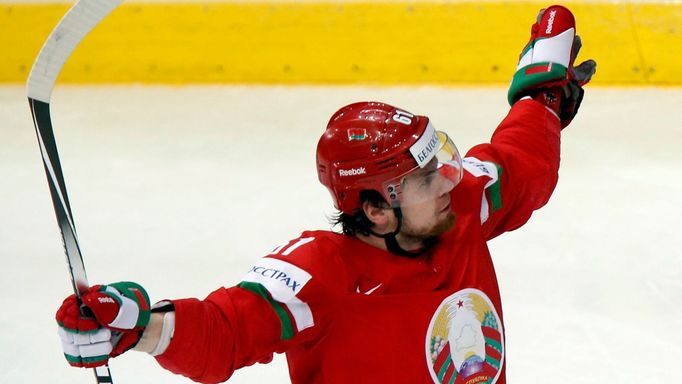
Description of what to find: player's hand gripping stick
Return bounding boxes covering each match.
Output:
[56,282,151,367]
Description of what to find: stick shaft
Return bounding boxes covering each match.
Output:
[27,1,124,382]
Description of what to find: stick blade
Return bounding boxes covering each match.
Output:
[26,0,123,103]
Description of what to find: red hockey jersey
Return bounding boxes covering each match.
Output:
[155,99,562,383]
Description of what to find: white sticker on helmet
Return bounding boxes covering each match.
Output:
[409,121,441,168]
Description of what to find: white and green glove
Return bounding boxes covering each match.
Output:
[508,5,597,128]
[56,282,151,367]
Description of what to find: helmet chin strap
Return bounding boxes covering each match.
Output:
[368,207,437,258]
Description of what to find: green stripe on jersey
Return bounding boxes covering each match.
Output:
[238,281,295,340]
[487,163,503,212]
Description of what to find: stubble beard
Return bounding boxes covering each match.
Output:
[400,211,456,242]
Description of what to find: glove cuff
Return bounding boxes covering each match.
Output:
[108,281,151,329]
[508,62,568,105]
[527,81,585,129]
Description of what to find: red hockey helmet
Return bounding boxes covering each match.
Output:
[316,101,463,214]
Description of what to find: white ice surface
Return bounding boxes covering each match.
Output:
[2,85,681,383]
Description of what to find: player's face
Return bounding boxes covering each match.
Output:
[397,159,456,239]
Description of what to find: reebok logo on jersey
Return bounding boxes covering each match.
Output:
[339,167,366,177]
[545,9,557,34]
[249,266,303,292]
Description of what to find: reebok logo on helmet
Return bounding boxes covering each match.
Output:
[339,167,367,177]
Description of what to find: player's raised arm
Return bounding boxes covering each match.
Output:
[464,5,596,239]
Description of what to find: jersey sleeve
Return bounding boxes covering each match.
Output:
[463,99,562,240]
[154,232,343,383]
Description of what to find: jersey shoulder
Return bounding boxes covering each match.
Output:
[235,231,349,340]
[240,230,353,299]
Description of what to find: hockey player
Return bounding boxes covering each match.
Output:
[55,5,595,384]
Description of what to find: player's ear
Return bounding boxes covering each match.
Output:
[362,200,392,227]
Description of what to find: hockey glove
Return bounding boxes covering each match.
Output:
[56,281,151,368]
[508,5,597,128]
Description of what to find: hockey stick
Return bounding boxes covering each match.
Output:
[27,1,123,383]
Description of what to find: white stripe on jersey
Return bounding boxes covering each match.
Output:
[462,157,500,224]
